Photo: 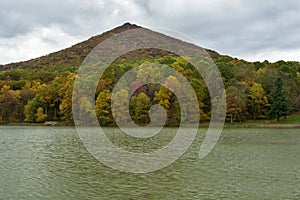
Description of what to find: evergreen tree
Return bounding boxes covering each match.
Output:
[267,78,289,122]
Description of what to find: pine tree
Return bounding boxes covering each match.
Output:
[267,78,289,122]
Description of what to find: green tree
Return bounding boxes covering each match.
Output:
[24,96,41,122]
[255,67,278,94]
[190,78,208,121]
[267,78,289,122]
[216,57,235,84]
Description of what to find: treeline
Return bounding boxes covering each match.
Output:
[0,55,299,125]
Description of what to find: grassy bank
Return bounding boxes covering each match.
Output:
[277,112,300,124]
[223,112,300,128]
[2,112,300,128]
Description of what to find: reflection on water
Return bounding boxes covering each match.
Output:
[0,126,299,199]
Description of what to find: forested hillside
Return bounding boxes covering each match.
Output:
[0,23,299,125]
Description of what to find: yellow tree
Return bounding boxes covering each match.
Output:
[154,76,181,125]
[59,73,76,124]
[36,107,47,123]
[95,90,113,125]
[112,89,129,125]
[247,83,269,120]
[130,92,151,125]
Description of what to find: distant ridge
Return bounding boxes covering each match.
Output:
[0,23,140,70]
[0,22,220,71]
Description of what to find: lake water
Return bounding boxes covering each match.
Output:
[0,126,299,199]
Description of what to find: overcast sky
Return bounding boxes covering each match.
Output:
[1,0,300,64]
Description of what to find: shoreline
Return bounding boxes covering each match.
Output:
[1,122,300,129]
[249,124,300,129]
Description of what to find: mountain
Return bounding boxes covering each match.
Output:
[0,22,299,125]
[0,22,220,71]
[0,23,138,70]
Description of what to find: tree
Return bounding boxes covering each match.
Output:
[154,86,172,124]
[226,86,247,123]
[136,62,162,98]
[247,83,269,120]
[78,96,94,125]
[130,92,151,125]
[136,62,153,83]
[0,85,21,123]
[24,96,41,123]
[154,76,181,125]
[190,78,208,121]
[215,57,236,84]
[267,78,289,122]
[59,73,76,125]
[255,67,278,94]
[39,76,66,121]
[95,90,113,125]
[111,89,129,125]
[283,80,300,112]
[154,86,172,110]
[36,107,47,123]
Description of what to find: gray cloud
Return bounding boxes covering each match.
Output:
[1,0,300,64]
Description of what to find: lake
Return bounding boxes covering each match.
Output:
[0,126,299,199]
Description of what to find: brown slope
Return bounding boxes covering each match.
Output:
[0,22,220,71]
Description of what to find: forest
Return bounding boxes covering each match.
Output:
[0,52,299,125]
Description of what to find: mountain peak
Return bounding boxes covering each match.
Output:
[122,22,138,27]
[110,22,140,33]
[0,23,219,71]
